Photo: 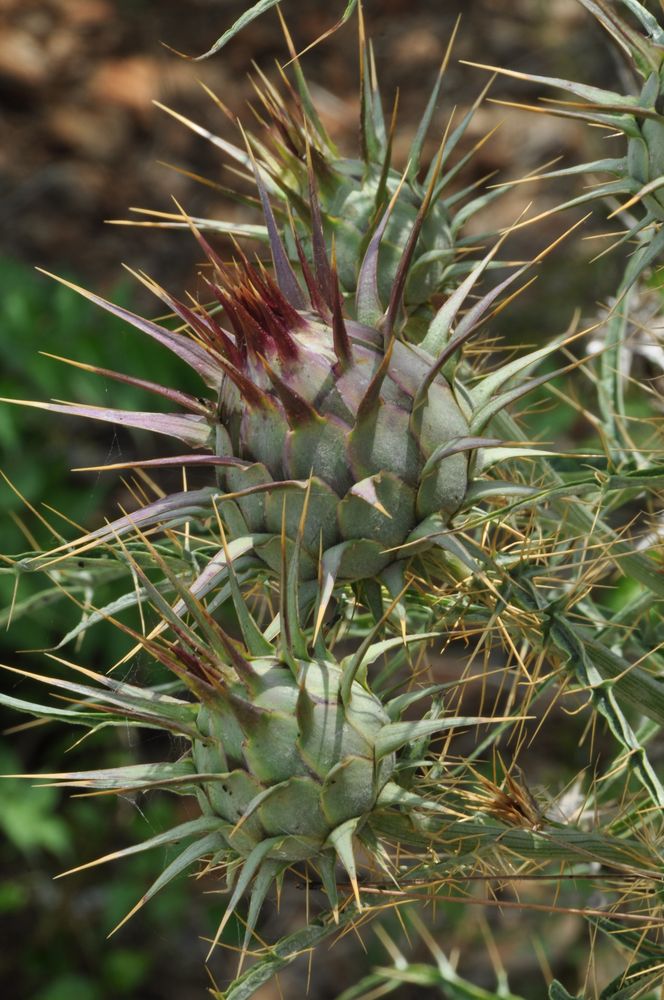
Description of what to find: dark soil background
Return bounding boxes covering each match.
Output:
[0,2,645,999]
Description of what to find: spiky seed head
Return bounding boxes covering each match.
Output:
[193,655,395,862]
[12,197,564,624]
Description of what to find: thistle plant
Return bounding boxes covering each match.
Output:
[2,6,664,999]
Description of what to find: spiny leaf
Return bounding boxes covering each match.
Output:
[355,169,409,327]
[188,1,285,60]
[41,353,211,415]
[241,858,284,953]
[377,815,662,873]
[341,633,439,701]
[548,614,664,808]
[0,662,199,735]
[461,59,638,109]
[493,410,664,597]
[374,716,515,761]
[0,691,118,728]
[407,17,460,181]
[22,488,218,569]
[171,535,264,621]
[326,817,361,908]
[109,830,226,937]
[216,519,273,657]
[0,398,211,449]
[207,836,283,960]
[599,959,664,1000]
[469,336,567,411]
[56,816,223,879]
[246,137,307,310]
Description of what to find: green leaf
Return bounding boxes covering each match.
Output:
[189,2,284,60]
[600,959,664,1000]
[374,716,502,760]
[193,0,358,60]
[549,983,580,1000]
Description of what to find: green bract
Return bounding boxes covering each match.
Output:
[194,657,396,863]
[211,260,471,588]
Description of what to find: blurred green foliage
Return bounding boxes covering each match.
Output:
[0,745,69,857]
[0,714,229,999]
[0,257,201,654]
[0,256,198,542]
[0,259,224,999]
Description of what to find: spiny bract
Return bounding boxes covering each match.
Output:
[208,244,471,588]
[192,657,396,864]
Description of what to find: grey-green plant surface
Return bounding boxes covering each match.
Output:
[1,3,663,998]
